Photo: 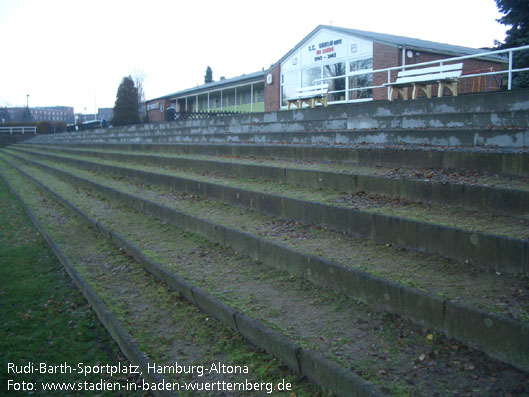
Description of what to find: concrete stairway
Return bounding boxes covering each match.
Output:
[2,91,529,396]
[30,89,529,147]
[0,134,34,147]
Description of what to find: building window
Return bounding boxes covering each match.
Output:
[302,67,321,87]
[348,57,373,100]
[280,32,374,107]
[281,70,298,105]
[323,62,346,101]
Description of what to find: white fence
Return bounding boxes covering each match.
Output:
[0,126,37,135]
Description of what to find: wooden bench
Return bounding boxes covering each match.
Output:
[287,83,329,110]
[386,63,463,101]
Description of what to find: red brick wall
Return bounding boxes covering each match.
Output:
[459,58,505,93]
[376,44,506,100]
[266,42,506,106]
[146,99,171,122]
[373,42,400,100]
[400,51,504,96]
[264,63,281,112]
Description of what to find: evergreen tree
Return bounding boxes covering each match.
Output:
[112,76,140,126]
[496,0,529,87]
[204,66,213,84]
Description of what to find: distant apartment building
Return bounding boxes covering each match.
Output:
[74,108,113,124]
[74,113,97,123]
[97,108,113,122]
[2,106,75,124]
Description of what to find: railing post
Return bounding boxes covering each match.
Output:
[387,70,391,100]
[508,50,513,90]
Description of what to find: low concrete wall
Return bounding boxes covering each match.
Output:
[0,134,34,147]
[26,127,529,148]
[26,89,529,148]
[99,89,529,133]
[28,142,529,178]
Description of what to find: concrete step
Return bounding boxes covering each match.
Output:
[6,147,528,276]
[2,153,528,396]
[0,156,331,396]
[17,145,529,216]
[30,89,529,138]
[27,90,529,148]
[3,150,528,375]
[0,134,34,147]
[28,126,529,148]
[23,142,529,178]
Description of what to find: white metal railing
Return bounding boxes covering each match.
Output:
[0,126,37,135]
[310,44,529,103]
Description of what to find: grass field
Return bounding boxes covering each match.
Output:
[0,176,140,395]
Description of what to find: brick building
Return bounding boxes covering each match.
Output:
[264,25,506,111]
[2,106,74,124]
[146,25,506,118]
[146,72,265,122]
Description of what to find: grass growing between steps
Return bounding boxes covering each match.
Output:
[8,147,529,240]
[21,145,529,193]
[4,150,528,324]
[0,177,135,396]
[5,156,529,396]
[0,159,325,396]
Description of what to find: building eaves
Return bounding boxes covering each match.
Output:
[269,25,505,69]
[149,71,265,102]
[328,26,505,60]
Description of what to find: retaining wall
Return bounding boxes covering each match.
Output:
[27,90,529,148]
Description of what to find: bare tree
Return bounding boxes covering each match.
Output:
[132,68,147,104]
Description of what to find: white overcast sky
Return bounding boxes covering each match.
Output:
[0,0,507,113]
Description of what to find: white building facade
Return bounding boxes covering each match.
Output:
[280,28,374,107]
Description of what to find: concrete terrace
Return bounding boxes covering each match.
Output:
[1,89,529,396]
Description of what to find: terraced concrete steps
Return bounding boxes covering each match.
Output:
[27,90,529,148]
[6,90,529,394]
[17,144,529,216]
[1,164,333,396]
[2,153,529,396]
[0,158,332,396]
[27,126,529,148]
[7,147,528,277]
[2,149,528,376]
[27,110,529,138]
[23,142,529,178]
